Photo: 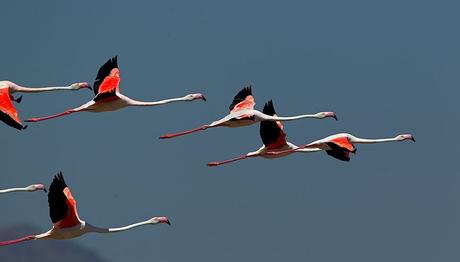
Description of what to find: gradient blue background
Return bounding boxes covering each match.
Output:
[0,0,457,261]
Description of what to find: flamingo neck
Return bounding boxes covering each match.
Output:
[128,96,190,107]
[271,114,321,121]
[13,85,76,93]
[85,220,153,234]
[0,187,29,194]
[348,136,400,144]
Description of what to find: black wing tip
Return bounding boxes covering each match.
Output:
[242,85,252,93]
[110,55,118,66]
[105,55,118,69]
[48,171,69,224]
[237,85,252,97]
[262,100,276,116]
[52,172,67,187]
[100,55,119,72]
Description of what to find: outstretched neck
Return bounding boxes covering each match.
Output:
[349,136,399,144]
[251,111,320,122]
[85,220,152,234]
[0,187,28,194]
[264,113,321,121]
[127,96,189,107]
[11,84,75,93]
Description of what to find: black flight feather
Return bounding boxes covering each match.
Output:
[0,110,25,130]
[48,172,69,223]
[324,142,353,161]
[259,100,283,146]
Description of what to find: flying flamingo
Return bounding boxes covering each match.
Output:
[0,184,47,194]
[0,81,90,130]
[207,100,322,167]
[0,172,170,246]
[264,133,416,161]
[159,86,337,139]
[26,56,206,123]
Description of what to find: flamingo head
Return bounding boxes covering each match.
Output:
[26,184,47,192]
[316,112,338,120]
[150,216,171,226]
[70,82,92,91]
[185,93,206,102]
[396,134,416,142]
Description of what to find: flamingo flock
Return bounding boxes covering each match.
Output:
[1,56,415,248]
[160,86,337,139]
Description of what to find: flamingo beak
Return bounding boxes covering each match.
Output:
[86,85,93,91]
[332,114,338,121]
[43,187,47,193]
[201,95,207,102]
[411,136,416,142]
[166,220,171,226]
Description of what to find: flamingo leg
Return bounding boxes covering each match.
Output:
[207,154,252,167]
[0,235,35,246]
[159,125,210,139]
[26,109,77,123]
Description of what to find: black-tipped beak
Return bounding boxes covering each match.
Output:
[201,96,206,102]
[411,137,416,142]
[22,125,28,130]
[333,115,338,121]
[166,220,171,226]
[87,85,93,91]
[43,187,48,193]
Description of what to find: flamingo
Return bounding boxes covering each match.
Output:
[26,56,206,123]
[0,172,170,246]
[207,100,322,167]
[264,133,415,161]
[0,81,90,130]
[0,184,47,194]
[159,86,337,139]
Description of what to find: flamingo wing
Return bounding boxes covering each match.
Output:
[93,56,120,102]
[323,136,357,161]
[328,136,356,152]
[259,100,287,149]
[0,88,24,130]
[324,143,353,161]
[48,172,81,228]
[229,86,255,113]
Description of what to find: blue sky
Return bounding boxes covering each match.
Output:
[0,1,458,261]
